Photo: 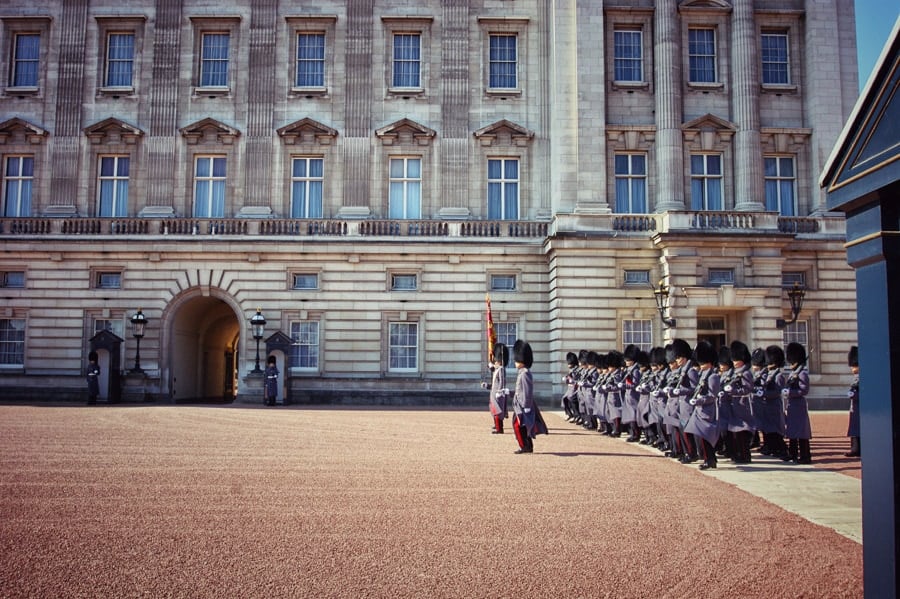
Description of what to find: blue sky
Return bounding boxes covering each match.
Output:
[856,0,900,89]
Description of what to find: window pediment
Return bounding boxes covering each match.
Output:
[179,118,240,145]
[473,119,534,147]
[682,113,735,148]
[0,118,48,144]
[375,118,435,146]
[277,118,338,145]
[678,0,732,12]
[84,118,144,145]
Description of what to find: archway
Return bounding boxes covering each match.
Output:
[165,292,241,403]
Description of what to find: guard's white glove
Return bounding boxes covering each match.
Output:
[755,389,764,397]
[723,385,733,393]
[500,388,510,397]
[689,398,697,406]
[781,388,790,397]
[481,382,489,390]
[847,390,855,398]
[524,408,531,413]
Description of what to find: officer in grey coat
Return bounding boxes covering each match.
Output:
[725,341,756,464]
[685,341,720,470]
[845,346,860,457]
[782,342,812,464]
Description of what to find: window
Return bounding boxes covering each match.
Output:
[3,155,33,217]
[11,33,39,87]
[98,156,129,217]
[96,272,122,289]
[708,268,735,286]
[392,34,421,88]
[0,318,25,366]
[389,158,421,219]
[623,319,652,351]
[391,274,417,291]
[1,271,24,288]
[388,322,418,372]
[94,318,125,339]
[193,156,226,217]
[104,33,134,87]
[688,28,716,83]
[490,274,517,292]
[761,32,789,85]
[487,158,519,220]
[199,33,229,87]
[690,154,723,211]
[782,272,807,288]
[782,320,808,349]
[291,157,324,218]
[624,270,650,286]
[290,320,319,369]
[765,156,796,216]
[489,34,517,89]
[613,30,643,82]
[614,154,647,213]
[292,273,319,290]
[495,321,517,349]
[296,33,325,88]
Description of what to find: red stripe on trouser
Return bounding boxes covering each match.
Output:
[494,415,504,433]
[513,415,525,449]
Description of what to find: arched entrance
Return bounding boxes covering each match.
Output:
[165,291,241,403]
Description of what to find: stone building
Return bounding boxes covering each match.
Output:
[0,0,859,404]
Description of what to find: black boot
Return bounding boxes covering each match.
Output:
[845,436,860,457]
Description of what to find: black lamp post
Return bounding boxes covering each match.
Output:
[776,282,806,328]
[250,308,266,373]
[652,280,677,329]
[130,308,147,373]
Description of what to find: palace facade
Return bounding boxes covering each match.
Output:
[0,0,859,404]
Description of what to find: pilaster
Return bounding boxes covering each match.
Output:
[731,0,764,211]
[654,0,684,212]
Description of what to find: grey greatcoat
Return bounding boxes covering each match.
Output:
[757,367,786,434]
[685,367,720,447]
[489,365,508,419]
[604,369,624,421]
[621,363,641,425]
[579,367,598,417]
[783,365,812,439]
[716,366,734,439]
[726,364,756,433]
[847,374,860,437]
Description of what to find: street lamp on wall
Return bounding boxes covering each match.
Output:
[130,308,147,373]
[250,308,266,373]
[776,282,806,329]
[652,280,677,329]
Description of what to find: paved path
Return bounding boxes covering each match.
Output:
[551,411,863,543]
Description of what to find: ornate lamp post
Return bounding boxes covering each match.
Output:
[250,308,266,373]
[130,308,147,373]
[776,282,806,329]
[652,280,677,329]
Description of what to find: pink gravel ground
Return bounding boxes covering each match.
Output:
[0,405,862,598]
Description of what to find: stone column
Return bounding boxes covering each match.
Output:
[731,0,764,211]
[142,0,183,216]
[438,0,471,219]
[339,0,374,218]
[240,0,277,217]
[653,0,685,212]
[46,0,89,216]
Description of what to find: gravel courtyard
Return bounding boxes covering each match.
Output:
[0,405,862,598]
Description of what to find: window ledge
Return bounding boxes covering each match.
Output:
[387,87,425,98]
[612,80,649,91]
[192,86,231,98]
[687,81,724,91]
[761,83,798,95]
[290,86,328,98]
[485,88,522,98]
[97,86,136,97]
[3,86,39,97]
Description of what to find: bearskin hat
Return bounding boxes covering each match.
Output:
[650,347,668,366]
[623,344,640,362]
[665,343,677,364]
[635,350,650,367]
[492,343,510,367]
[671,338,693,360]
[848,346,859,367]
[513,339,533,368]
[785,342,807,365]
[729,340,751,364]
[595,351,607,370]
[750,348,766,367]
[607,350,625,369]
[566,351,579,368]
[765,345,785,368]
[694,341,717,365]
[717,346,733,367]
[578,349,589,364]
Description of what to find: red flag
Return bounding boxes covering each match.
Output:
[486,293,497,362]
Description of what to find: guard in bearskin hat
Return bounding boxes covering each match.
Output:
[561,351,581,422]
[483,342,510,434]
[782,342,812,463]
[726,341,756,464]
[758,345,788,459]
[685,341,720,469]
[845,346,860,457]
[511,340,548,453]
